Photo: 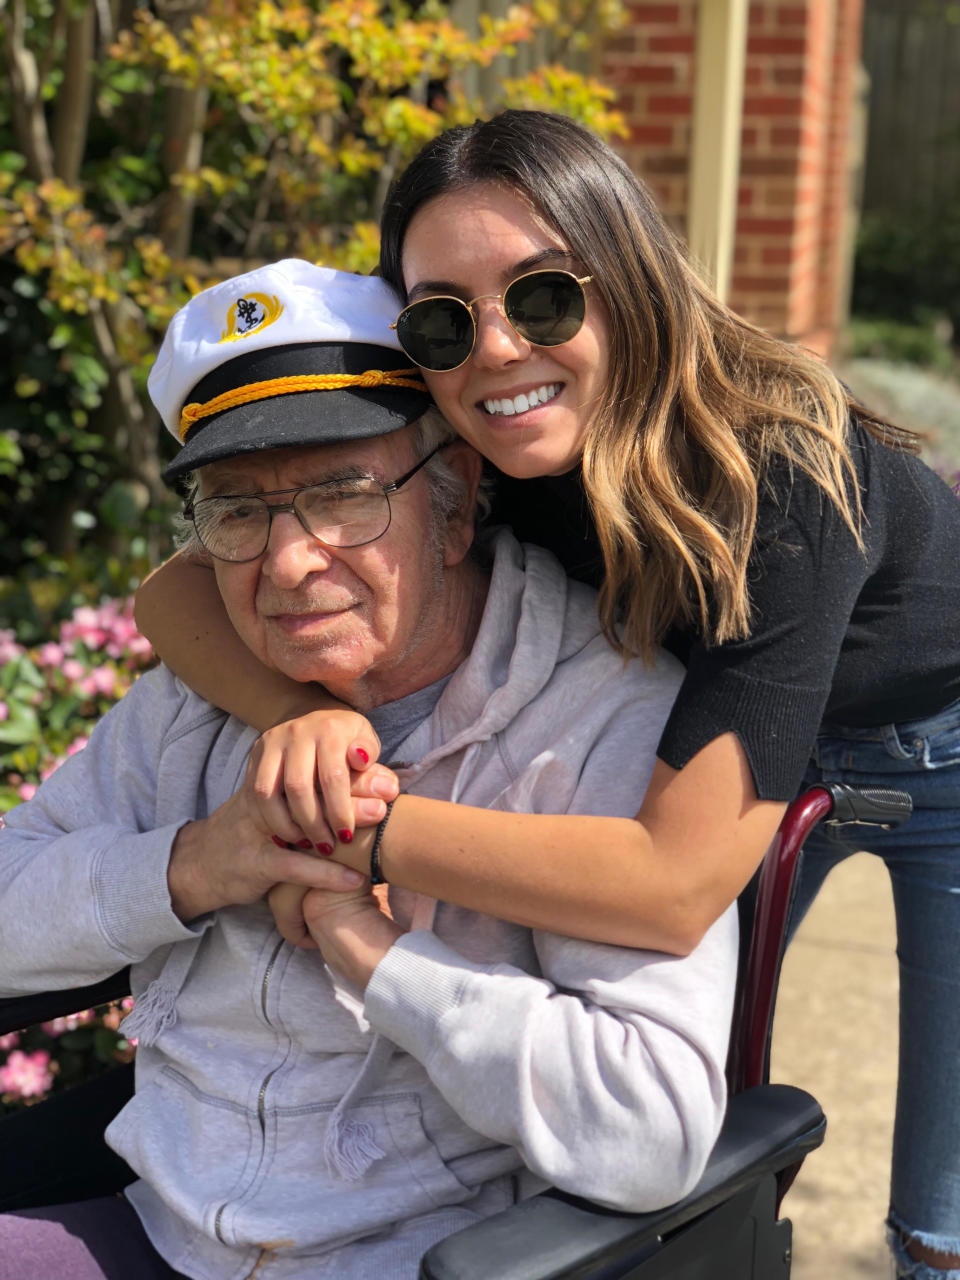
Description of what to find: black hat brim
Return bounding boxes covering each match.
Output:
[164,342,433,481]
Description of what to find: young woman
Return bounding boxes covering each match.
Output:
[137,112,960,1276]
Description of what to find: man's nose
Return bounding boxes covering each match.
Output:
[470,298,531,369]
[260,510,333,587]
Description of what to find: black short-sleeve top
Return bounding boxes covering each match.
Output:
[488,423,960,801]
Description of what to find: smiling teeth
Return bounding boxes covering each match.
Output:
[483,384,560,416]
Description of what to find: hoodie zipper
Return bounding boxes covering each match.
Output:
[214,936,287,1246]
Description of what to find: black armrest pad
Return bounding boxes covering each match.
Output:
[0,970,131,1036]
[420,1084,825,1280]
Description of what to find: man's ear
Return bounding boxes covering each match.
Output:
[441,441,484,568]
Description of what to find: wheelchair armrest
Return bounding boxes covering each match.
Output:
[419,1084,825,1280]
[0,970,131,1036]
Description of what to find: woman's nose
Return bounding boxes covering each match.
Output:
[470,299,531,368]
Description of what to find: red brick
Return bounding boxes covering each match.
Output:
[609,63,677,84]
[743,94,803,116]
[643,153,688,174]
[738,216,795,235]
[770,125,802,147]
[649,33,694,53]
[748,35,806,55]
[772,65,805,86]
[777,6,808,25]
[762,246,795,265]
[629,124,676,145]
[732,273,791,292]
[647,94,693,114]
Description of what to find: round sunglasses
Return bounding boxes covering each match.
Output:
[391,269,592,373]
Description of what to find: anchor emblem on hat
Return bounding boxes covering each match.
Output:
[219,292,284,343]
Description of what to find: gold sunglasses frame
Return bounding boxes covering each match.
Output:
[391,269,593,373]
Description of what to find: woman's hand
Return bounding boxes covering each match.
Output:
[247,709,400,849]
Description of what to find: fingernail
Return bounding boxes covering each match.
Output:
[343,870,364,887]
[296,839,313,850]
[337,828,354,844]
[355,747,369,765]
[370,776,396,799]
[271,835,288,848]
[316,842,334,857]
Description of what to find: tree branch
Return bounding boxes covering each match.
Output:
[52,1,96,185]
[3,0,56,181]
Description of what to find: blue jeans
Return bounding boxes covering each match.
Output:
[789,696,960,1278]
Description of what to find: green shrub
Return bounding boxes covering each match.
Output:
[852,208,960,336]
[846,314,959,373]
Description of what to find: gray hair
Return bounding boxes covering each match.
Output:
[173,409,489,559]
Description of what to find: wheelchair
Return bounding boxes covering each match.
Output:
[0,782,911,1279]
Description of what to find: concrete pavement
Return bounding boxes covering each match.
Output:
[773,852,899,1278]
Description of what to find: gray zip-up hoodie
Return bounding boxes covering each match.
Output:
[0,531,737,1280]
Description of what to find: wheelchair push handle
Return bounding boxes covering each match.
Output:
[821,782,913,829]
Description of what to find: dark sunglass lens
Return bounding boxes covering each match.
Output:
[505,273,585,346]
[397,298,474,371]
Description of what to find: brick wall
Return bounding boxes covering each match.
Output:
[602,0,864,355]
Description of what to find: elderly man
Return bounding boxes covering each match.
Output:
[0,261,737,1280]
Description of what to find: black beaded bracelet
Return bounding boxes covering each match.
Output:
[369,799,395,886]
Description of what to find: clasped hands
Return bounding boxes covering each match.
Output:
[167,710,404,988]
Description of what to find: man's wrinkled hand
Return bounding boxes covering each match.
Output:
[167,787,365,924]
[300,887,404,989]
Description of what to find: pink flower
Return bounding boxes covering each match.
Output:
[17,783,37,802]
[41,1010,94,1037]
[66,736,88,756]
[78,665,116,698]
[0,1031,20,1051]
[0,702,7,722]
[61,658,86,683]
[36,642,65,667]
[0,1049,54,1099]
[60,606,109,651]
[0,630,22,665]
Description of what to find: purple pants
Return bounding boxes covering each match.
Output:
[0,1195,185,1279]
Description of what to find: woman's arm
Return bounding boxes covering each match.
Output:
[333,733,785,956]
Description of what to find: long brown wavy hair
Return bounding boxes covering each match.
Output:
[379,110,921,661]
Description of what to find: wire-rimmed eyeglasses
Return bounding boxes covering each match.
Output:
[184,444,443,564]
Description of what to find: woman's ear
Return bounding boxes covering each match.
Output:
[441,441,485,567]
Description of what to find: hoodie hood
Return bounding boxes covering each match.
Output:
[392,529,599,800]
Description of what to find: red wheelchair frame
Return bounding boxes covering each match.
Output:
[0,782,911,1279]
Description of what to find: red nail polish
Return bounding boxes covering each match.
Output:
[355,747,369,765]
[316,842,334,856]
[337,829,354,844]
[296,838,313,850]
[271,835,288,848]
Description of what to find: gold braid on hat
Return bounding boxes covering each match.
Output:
[179,370,429,441]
